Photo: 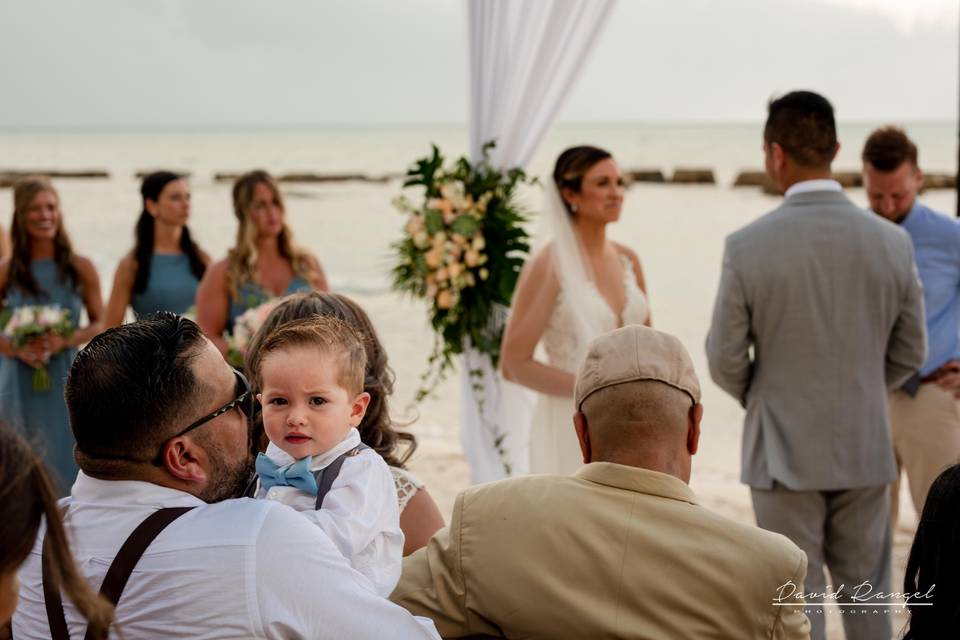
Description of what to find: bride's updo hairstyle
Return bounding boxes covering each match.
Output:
[553,145,613,215]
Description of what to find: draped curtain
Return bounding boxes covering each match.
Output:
[461,0,616,484]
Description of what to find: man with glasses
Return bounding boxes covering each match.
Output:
[12,312,439,639]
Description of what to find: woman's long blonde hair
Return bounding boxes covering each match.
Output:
[226,170,314,299]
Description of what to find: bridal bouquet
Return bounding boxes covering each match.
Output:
[2,304,74,391]
[391,142,533,402]
[226,299,279,368]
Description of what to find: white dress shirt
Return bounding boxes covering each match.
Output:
[784,178,843,198]
[13,473,439,640]
[259,428,404,597]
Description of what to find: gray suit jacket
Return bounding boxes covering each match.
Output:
[706,190,926,491]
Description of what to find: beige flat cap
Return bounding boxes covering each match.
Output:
[574,325,702,410]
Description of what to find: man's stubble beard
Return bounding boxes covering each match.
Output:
[198,436,254,503]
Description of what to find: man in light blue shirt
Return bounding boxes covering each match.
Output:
[863,126,960,523]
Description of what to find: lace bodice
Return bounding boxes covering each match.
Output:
[391,466,423,513]
[542,253,649,373]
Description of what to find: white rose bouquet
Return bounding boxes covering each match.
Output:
[2,304,74,391]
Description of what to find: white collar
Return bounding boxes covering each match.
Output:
[70,471,206,508]
[265,427,362,471]
[784,179,843,199]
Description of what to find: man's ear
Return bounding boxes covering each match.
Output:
[161,436,209,484]
[574,411,592,464]
[830,141,841,163]
[771,142,786,169]
[687,403,703,456]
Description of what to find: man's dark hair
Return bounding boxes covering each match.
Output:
[862,126,918,172]
[763,91,837,169]
[66,312,209,463]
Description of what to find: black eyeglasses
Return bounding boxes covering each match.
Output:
[153,369,253,466]
[176,369,253,438]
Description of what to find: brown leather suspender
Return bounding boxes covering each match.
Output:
[41,506,195,640]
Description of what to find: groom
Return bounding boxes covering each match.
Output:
[706,90,926,640]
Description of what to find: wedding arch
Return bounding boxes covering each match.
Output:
[460,0,618,483]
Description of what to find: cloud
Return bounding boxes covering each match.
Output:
[0,0,954,127]
[815,0,959,33]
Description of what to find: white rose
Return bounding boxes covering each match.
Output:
[440,182,466,211]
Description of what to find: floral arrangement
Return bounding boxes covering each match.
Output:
[391,141,533,404]
[226,299,280,368]
[2,304,74,391]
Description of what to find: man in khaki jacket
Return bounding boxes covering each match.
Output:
[392,326,811,639]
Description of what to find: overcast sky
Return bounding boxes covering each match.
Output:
[0,0,956,128]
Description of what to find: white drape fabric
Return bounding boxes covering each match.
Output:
[460,0,616,484]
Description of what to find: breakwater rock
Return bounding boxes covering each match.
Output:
[0,169,109,180]
[671,168,715,184]
[624,169,666,184]
[213,172,400,184]
[923,173,956,190]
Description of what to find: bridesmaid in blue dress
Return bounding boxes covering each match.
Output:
[104,171,209,327]
[0,177,104,494]
[197,170,328,355]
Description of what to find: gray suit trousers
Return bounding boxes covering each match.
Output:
[751,484,892,640]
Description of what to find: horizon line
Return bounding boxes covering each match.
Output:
[0,118,955,133]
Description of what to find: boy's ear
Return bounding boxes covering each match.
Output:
[255,393,263,404]
[350,392,371,426]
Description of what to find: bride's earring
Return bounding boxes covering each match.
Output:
[570,203,578,213]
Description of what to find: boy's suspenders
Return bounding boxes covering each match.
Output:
[313,444,370,509]
[242,443,372,507]
[40,506,196,640]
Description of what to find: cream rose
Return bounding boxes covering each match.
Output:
[436,289,455,310]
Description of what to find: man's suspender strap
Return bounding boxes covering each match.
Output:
[241,472,259,498]
[313,443,370,510]
[41,506,196,640]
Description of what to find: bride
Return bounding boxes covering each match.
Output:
[500,146,651,474]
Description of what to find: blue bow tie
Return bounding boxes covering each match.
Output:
[256,453,319,494]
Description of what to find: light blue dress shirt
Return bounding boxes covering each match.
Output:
[899,201,960,376]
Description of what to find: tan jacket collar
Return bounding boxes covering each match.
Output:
[575,462,698,505]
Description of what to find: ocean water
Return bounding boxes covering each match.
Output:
[0,122,956,482]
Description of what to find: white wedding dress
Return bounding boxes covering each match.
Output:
[529,253,650,474]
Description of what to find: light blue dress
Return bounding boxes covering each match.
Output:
[0,259,83,493]
[130,253,200,318]
[227,276,311,331]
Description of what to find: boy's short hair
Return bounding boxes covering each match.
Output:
[251,315,367,395]
[862,126,918,172]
